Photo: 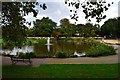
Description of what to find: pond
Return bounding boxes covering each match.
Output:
[0,40,90,58]
[34,40,90,57]
[0,38,118,57]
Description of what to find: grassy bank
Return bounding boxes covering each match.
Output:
[2,64,118,78]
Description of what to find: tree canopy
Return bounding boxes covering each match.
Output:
[59,18,76,37]
[1,0,115,47]
[1,2,47,46]
[33,17,57,37]
[65,0,113,23]
[76,23,99,37]
[101,17,120,38]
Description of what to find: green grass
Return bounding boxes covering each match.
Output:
[2,64,118,78]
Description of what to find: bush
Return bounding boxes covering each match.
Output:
[58,37,73,41]
[18,52,36,58]
[26,40,32,45]
[70,55,78,58]
[18,52,26,58]
[1,52,10,56]
[26,52,36,58]
[36,39,47,44]
[86,42,116,57]
[55,51,67,58]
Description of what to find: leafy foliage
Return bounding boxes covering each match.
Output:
[76,23,99,37]
[33,17,57,37]
[65,0,80,22]
[55,51,67,58]
[17,52,36,58]
[86,40,116,57]
[65,0,113,23]
[101,17,120,38]
[52,29,61,38]
[59,18,76,37]
[1,2,47,46]
[36,38,47,44]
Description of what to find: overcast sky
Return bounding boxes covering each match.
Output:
[24,0,119,28]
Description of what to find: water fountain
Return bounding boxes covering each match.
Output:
[45,37,52,45]
[45,37,52,52]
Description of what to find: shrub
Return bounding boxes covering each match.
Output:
[70,54,78,58]
[18,52,36,58]
[1,52,10,56]
[26,52,36,58]
[55,51,67,58]
[26,40,32,45]
[18,52,26,58]
[36,39,47,44]
[86,42,116,57]
[58,37,73,41]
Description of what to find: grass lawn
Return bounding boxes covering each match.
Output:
[2,64,118,79]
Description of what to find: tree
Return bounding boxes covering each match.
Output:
[26,28,34,37]
[65,0,113,23]
[76,23,98,37]
[1,0,114,46]
[59,18,76,37]
[33,17,57,37]
[101,17,120,38]
[52,29,61,41]
[1,2,47,46]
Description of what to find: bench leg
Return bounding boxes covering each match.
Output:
[11,60,18,65]
[11,57,32,66]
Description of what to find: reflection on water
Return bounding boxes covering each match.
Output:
[34,41,90,57]
[0,46,34,55]
[0,41,90,57]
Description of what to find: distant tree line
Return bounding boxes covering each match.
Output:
[26,17,120,39]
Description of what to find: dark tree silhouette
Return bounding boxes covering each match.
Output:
[101,17,120,38]
[1,2,47,46]
[65,0,113,23]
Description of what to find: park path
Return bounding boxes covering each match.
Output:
[1,54,118,67]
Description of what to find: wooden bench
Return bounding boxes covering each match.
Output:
[9,55,32,66]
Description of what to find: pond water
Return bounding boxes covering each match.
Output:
[0,40,91,57]
[34,41,90,57]
[0,46,34,55]
[1,39,119,57]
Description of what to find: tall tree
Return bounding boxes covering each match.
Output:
[65,0,113,23]
[59,18,76,37]
[101,17,119,38]
[1,2,47,46]
[33,17,57,37]
[76,23,98,37]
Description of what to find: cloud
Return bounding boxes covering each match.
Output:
[36,2,70,26]
[24,13,49,28]
[24,0,118,27]
[24,13,36,22]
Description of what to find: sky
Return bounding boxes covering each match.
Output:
[24,0,119,28]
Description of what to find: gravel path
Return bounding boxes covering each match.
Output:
[1,54,118,67]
